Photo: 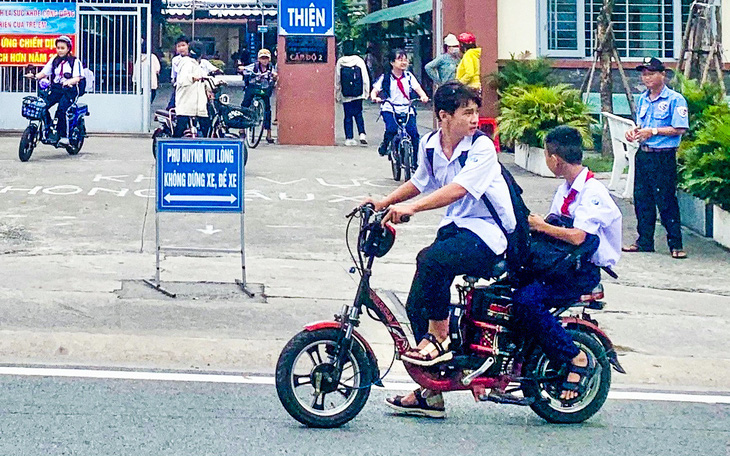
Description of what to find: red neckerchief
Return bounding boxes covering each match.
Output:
[561,170,595,216]
[394,73,409,99]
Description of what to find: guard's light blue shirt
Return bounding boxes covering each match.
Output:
[635,85,689,148]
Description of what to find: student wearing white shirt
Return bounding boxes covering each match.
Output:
[167,36,190,110]
[173,41,210,137]
[133,43,161,102]
[365,82,516,418]
[32,35,84,146]
[370,49,429,156]
[513,126,622,404]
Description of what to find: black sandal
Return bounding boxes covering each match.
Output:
[559,354,597,406]
[401,334,453,367]
[385,388,446,418]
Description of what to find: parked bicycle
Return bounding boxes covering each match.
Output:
[19,77,89,162]
[382,100,418,182]
[152,77,254,164]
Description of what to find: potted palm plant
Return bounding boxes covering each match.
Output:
[679,107,730,248]
[498,84,595,177]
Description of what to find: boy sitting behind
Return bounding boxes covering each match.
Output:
[512,126,622,403]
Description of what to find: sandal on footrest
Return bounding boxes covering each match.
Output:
[385,388,446,419]
[401,334,453,367]
[560,355,597,406]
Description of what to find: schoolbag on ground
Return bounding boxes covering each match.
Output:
[340,65,364,98]
[425,130,531,279]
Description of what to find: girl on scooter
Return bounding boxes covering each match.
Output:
[30,35,83,146]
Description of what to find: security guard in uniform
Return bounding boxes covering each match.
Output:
[623,57,688,259]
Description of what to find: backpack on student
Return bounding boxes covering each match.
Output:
[425,130,532,279]
[51,55,91,96]
[340,65,364,98]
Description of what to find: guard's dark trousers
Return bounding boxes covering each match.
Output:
[633,148,683,251]
[406,223,499,342]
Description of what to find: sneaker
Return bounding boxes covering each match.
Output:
[345,139,357,146]
[385,389,445,419]
[359,133,368,145]
[58,137,70,146]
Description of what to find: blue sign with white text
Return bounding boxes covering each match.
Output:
[156,139,244,213]
[278,0,334,36]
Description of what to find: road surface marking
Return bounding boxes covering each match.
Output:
[0,366,729,404]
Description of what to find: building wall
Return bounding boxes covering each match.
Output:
[722,0,730,63]
[497,0,537,59]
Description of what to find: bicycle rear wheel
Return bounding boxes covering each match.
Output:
[245,98,265,149]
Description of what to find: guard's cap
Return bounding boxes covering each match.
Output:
[636,56,666,72]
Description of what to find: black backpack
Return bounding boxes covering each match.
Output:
[51,55,86,96]
[425,130,531,278]
[340,65,364,98]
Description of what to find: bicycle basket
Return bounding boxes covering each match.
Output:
[21,96,47,120]
[220,103,258,129]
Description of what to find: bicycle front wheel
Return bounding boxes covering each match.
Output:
[245,98,265,149]
[390,141,402,181]
[401,139,413,181]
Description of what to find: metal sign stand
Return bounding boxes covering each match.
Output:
[143,138,254,298]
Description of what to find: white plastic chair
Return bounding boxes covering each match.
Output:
[602,112,638,199]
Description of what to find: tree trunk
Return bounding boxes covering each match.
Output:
[598,0,614,157]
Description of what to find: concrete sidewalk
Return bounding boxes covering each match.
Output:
[1,128,729,391]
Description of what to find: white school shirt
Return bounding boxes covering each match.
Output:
[547,167,622,268]
[171,54,183,85]
[40,56,82,84]
[200,59,219,75]
[411,130,517,255]
[372,71,422,115]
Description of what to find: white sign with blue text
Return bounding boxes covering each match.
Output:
[156,139,244,213]
[278,0,334,36]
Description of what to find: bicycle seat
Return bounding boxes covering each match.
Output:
[155,109,172,117]
[463,258,508,283]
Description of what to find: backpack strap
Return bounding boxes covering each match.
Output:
[424,130,439,170]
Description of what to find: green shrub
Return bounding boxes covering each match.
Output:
[678,106,730,210]
[672,73,729,141]
[489,53,553,93]
[497,84,596,149]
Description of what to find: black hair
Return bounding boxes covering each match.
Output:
[342,40,355,57]
[175,35,190,45]
[433,81,482,116]
[460,42,476,53]
[544,126,583,164]
[189,41,205,59]
[387,48,408,66]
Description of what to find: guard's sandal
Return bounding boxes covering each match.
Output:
[400,334,453,367]
[671,249,687,259]
[559,354,597,406]
[621,243,654,253]
[385,388,446,419]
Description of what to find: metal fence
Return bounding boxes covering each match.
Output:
[0,0,153,131]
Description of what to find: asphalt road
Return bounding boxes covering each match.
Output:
[1,371,729,456]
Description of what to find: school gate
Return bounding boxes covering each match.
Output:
[0,0,154,133]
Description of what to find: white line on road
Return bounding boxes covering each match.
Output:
[1,366,729,404]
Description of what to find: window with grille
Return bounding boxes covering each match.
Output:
[540,0,692,59]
